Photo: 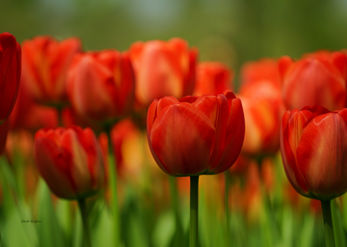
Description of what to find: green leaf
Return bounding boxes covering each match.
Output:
[331,200,346,247]
[153,211,175,247]
[36,179,66,247]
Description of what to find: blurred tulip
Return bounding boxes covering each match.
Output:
[280,106,347,200]
[110,119,143,179]
[240,95,283,156]
[130,38,197,106]
[147,91,245,176]
[35,127,104,199]
[98,119,144,181]
[280,51,347,111]
[239,65,284,155]
[193,62,232,96]
[21,36,81,104]
[0,32,21,122]
[9,86,58,131]
[67,50,134,125]
[241,58,281,87]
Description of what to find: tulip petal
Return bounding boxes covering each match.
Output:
[149,104,215,176]
[296,112,347,199]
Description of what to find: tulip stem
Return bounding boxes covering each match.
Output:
[77,198,92,247]
[224,172,231,242]
[190,176,199,247]
[169,177,184,246]
[321,200,335,247]
[107,132,120,246]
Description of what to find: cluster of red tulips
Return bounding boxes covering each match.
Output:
[0,32,346,247]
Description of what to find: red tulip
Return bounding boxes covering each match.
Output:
[280,51,347,111]
[34,127,105,199]
[9,85,58,131]
[280,106,347,200]
[130,38,197,106]
[147,91,245,176]
[241,58,281,87]
[21,36,81,104]
[193,62,232,96]
[67,50,134,124]
[239,72,284,155]
[0,32,21,122]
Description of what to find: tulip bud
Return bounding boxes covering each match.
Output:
[67,50,135,125]
[193,62,232,96]
[130,38,197,106]
[147,91,245,176]
[280,106,347,200]
[21,36,81,105]
[280,51,347,111]
[34,127,105,199]
[0,32,21,122]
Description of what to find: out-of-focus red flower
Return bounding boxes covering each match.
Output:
[110,119,143,178]
[0,32,21,122]
[130,38,197,106]
[239,59,284,156]
[280,51,347,111]
[241,58,281,87]
[280,106,347,200]
[67,50,134,125]
[0,121,9,153]
[147,91,245,176]
[240,95,283,155]
[9,86,58,131]
[98,119,144,185]
[193,62,232,96]
[21,36,81,104]
[34,127,105,199]
[239,72,284,156]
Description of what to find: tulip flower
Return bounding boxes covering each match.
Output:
[21,36,81,105]
[130,38,197,106]
[35,126,104,247]
[241,58,281,87]
[239,70,284,156]
[280,51,347,111]
[34,127,105,199]
[193,62,232,96]
[147,91,245,176]
[280,106,347,247]
[147,91,244,247]
[9,86,58,131]
[0,32,21,123]
[67,50,135,126]
[280,106,347,200]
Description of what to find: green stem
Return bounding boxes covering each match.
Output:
[77,198,92,247]
[107,132,120,246]
[224,172,231,241]
[169,177,184,246]
[321,200,335,247]
[190,176,199,247]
